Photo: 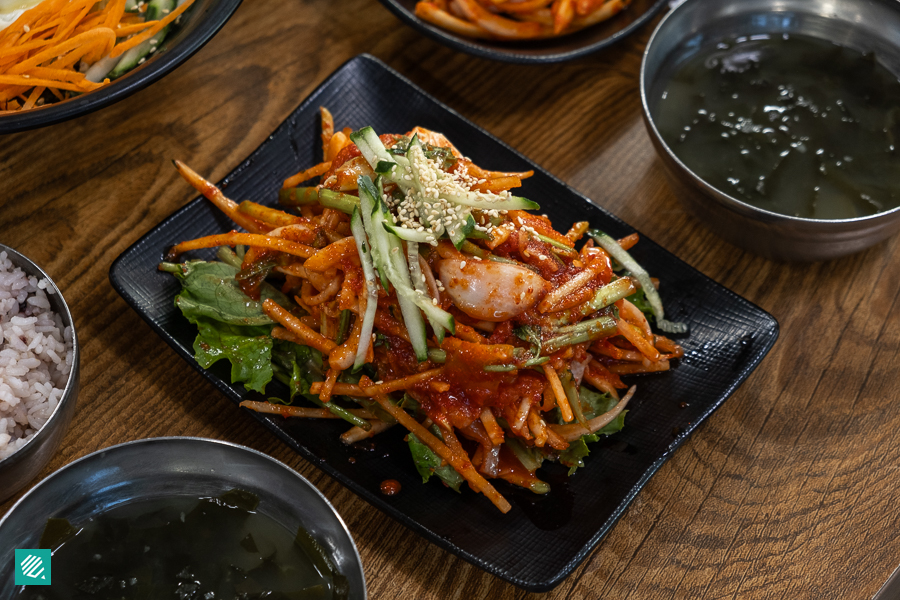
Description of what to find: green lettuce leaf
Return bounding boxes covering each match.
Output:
[271,339,324,401]
[558,433,600,475]
[171,260,290,326]
[626,286,655,323]
[167,259,295,393]
[191,317,273,393]
[407,431,464,492]
[505,437,544,472]
[580,386,627,434]
[559,387,627,475]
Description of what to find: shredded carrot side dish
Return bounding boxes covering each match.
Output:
[413,0,632,40]
[0,0,196,112]
[160,108,686,513]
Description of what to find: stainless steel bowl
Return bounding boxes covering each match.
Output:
[0,437,367,599]
[0,244,79,502]
[640,0,900,261]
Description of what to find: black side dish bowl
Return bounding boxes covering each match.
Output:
[109,54,779,591]
[376,0,667,63]
[0,0,243,135]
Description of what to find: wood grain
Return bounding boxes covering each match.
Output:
[2,1,899,598]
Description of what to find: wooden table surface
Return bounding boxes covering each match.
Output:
[3,1,900,598]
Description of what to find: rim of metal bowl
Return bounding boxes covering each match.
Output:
[639,0,900,227]
[0,243,79,466]
[0,0,243,135]
[0,436,367,597]
[378,0,668,64]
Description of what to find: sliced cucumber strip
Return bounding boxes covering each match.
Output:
[349,127,410,187]
[145,0,174,20]
[109,30,167,79]
[383,221,433,244]
[349,126,540,250]
[588,230,688,334]
[438,189,539,211]
[363,181,429,360]
[359,177,431,360]
[361,177,454,330]
[407,241,445,343]
[350,207,380,370]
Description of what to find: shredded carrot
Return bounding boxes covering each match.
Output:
[240,401,375,420]
[103,0,128,30]
[618,233,640,251]
[310,368,445,397]
[264,300,337,356]
[319,368,340,403]
[113,21,156,36]
[173,160,272,233]
[340,420,394,445]
[608,360,670,375]
[304,237,359,272]
[11,28,116,75]
[237,200,307,228]
[616,319,661,362]
[22,85,43,110]
[166,232,316,261]
[320,106,335,159]
[28,66,88,83]
[480,407,505,446]
[542,364,574,423]
[0,74,99,92]
[471,176,522,194]
[283,161,333,189]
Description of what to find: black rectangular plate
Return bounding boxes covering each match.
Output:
[109,54,779,592]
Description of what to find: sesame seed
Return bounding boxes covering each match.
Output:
[459,261,466,269]
[432,298,438,306]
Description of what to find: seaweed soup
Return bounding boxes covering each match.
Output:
[17,490,349,600]
[652,32,900,219]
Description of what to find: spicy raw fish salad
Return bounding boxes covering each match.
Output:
[160,108,686,512]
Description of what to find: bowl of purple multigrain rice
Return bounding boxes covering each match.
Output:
[0,244,79,503]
